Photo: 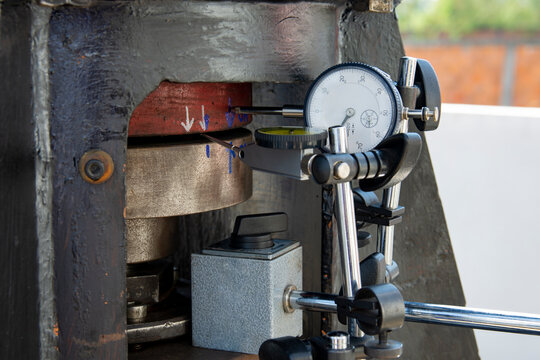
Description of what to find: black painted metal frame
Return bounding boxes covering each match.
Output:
[0,1,478,359]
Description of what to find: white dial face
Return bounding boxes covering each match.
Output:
[305,65,399,152]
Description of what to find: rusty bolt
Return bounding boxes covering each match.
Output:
[79,150,114,184]
[85,159,105,181]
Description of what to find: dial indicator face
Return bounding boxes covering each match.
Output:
[305,63,401,152]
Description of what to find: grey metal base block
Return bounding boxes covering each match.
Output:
[192,245,302,354]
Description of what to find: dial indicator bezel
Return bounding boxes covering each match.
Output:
[304,63,403,152]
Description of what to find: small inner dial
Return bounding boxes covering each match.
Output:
[361,110,378,128]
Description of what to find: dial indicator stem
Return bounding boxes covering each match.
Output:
[234,105,304,118]
[201,133,243,155]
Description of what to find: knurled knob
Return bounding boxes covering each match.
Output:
[254,126,327,150]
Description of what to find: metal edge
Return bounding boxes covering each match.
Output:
[127,316,190,344]
[30,5,58,359]
[202,240,301,260]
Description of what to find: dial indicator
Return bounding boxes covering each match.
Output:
[304,63,402,152]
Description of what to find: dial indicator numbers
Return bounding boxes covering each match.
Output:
[304,63,402,152]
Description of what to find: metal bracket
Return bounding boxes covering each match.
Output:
[240,143,314,181]
[39,0,96,7]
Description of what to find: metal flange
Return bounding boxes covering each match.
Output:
[126,128,252,219]
[126,217,179,264]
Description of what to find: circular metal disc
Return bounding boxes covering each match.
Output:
[128,315,189,344]
[365,339,403,359]
[254,126,327,149]
[126,129,252,219]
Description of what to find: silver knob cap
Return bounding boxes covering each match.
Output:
[327,331,349,350]
[334,161,351,180]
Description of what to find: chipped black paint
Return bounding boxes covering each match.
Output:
[49,7,129,359]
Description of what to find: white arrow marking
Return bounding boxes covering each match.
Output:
[199,105,207,130]
[181,106,195,132]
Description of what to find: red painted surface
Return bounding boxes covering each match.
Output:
[129,82,252,136]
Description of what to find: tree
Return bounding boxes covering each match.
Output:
[398,0,540,38]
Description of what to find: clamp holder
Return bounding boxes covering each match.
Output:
[335,284,405,359]
[353,188,405,227]
[335,284,405,335]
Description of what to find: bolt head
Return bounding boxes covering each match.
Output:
[85,159,105,181]
[79,149,114,184]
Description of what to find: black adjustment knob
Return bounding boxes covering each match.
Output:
[360,252,386,286]
[358,231,372,248]
[335,283,404,335]
[230,212,288,249]
[364,331,403,360]
[413,59,441,131]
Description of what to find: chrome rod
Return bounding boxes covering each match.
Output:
[398,56,418,89]
[377,57,417,269]
[405,302,540,336]
[377,186,400,266]
[289,290,338,313]
[286,290,540,336]
[329,126,362,337]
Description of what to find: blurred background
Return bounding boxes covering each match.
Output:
[399,0,540,107]
[397,1,540,358]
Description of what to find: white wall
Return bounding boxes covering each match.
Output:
[425,104,540,360]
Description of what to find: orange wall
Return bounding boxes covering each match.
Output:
[514,46,540,107]
[405,44,540,107]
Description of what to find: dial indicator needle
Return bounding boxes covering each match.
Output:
[341,108,356,126]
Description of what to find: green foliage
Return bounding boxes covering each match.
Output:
[398,0,540,38]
